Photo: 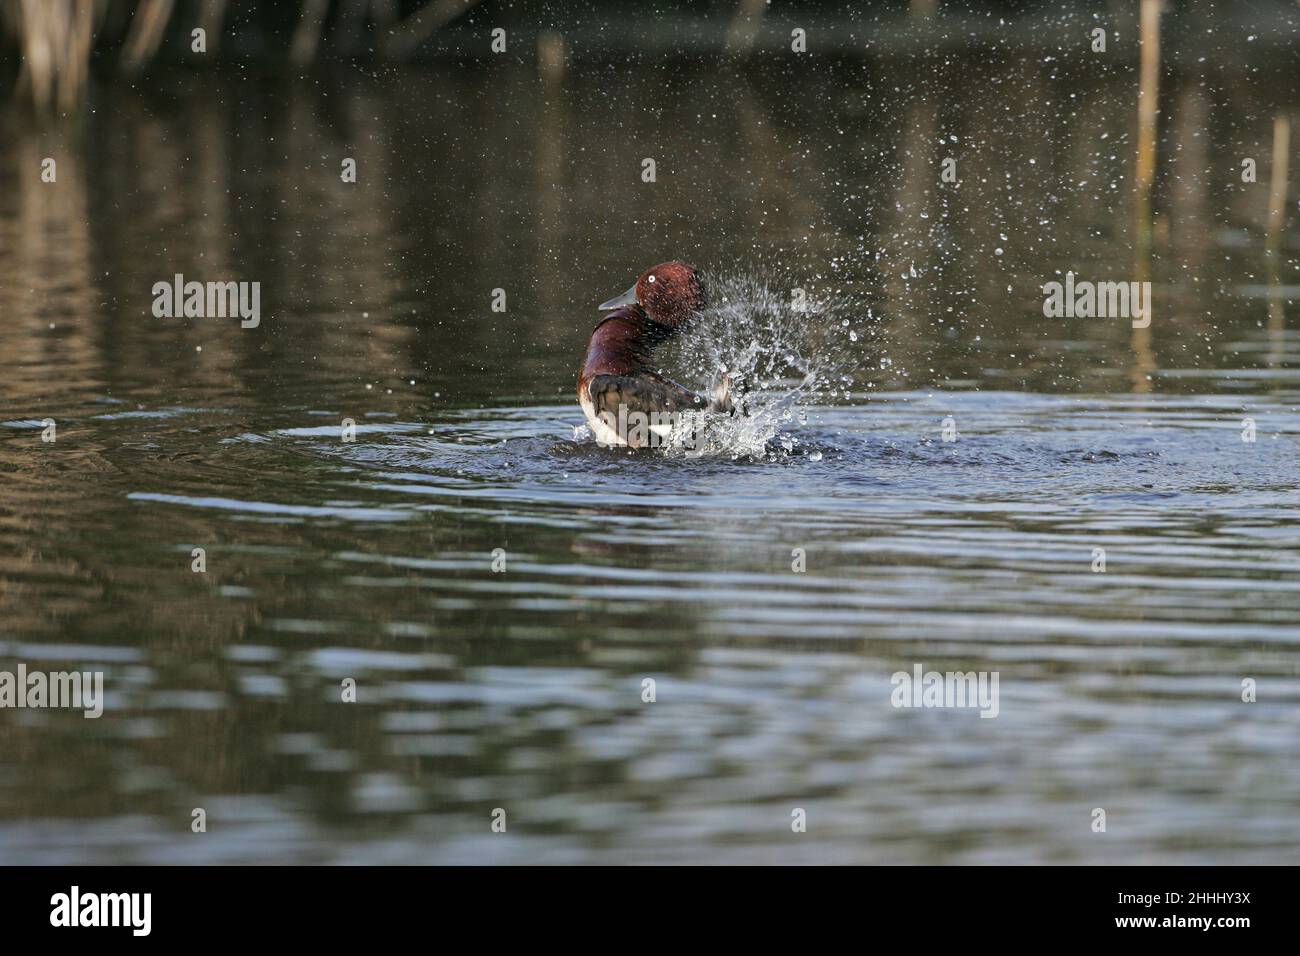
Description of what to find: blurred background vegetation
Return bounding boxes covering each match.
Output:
[2,0,1298,113]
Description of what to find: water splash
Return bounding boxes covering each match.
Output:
[651,267,874,458]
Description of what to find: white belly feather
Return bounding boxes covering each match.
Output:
[579,390,628,446]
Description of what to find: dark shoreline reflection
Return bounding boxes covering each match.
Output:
[1,57,1295,406]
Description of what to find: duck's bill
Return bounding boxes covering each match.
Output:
[598,284,638,310]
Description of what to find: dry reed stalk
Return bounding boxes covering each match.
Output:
[120,0,176,74]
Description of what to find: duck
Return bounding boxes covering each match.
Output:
[577,261,733,448]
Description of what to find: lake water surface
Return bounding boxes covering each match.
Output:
[1,52,1297,863]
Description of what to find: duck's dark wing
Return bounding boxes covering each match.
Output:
[585,373,709,447]
[586,373,708,417]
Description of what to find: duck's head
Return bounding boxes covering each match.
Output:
[598,261,704,330]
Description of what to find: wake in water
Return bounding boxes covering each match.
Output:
[578,267,876,458]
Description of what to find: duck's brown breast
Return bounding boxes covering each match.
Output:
[577,307,653,399]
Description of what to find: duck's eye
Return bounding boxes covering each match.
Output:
[647,275,656,283]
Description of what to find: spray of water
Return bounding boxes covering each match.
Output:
[650,267,874,457]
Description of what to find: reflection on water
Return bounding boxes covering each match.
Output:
[0,53,1297,863]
